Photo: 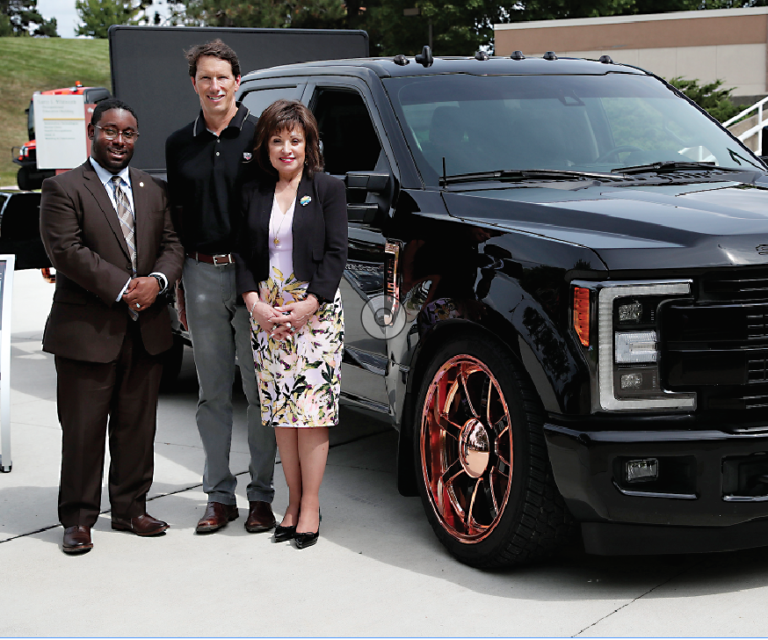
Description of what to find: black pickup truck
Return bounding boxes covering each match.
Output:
[233,49,768,568]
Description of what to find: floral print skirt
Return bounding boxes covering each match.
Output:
[250,267,344,427]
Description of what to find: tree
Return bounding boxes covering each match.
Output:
[170,0,285,28]
[75,0,151,38]
[363,0,506,56]
[668,77,741,123]
[289,0,346,29]
[171,0,346,29]
[166,0,768,56]
[0,0,59,36]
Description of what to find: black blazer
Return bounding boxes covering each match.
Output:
[235,171,348,302]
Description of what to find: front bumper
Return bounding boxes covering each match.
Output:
[544,421,768,555]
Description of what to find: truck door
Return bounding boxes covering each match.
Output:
[304,80,397,414]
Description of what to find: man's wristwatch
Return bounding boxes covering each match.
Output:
[150,274,165,293]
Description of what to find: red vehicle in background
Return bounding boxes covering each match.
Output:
[11,82,111,190]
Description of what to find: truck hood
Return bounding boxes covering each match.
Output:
[443,179,768,271]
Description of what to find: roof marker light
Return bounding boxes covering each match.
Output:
[599,55,614,64]
[415,45,434,68]
[510,50,525,60]
[474,51,489,61]
[543,51,558,60]
[393,54,409,66]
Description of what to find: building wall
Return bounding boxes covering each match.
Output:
[495,8,768,97]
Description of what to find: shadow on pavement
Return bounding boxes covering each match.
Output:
[9,335,768,603]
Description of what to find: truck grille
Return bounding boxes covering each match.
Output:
[749,357,768,384]
[700,269,768,303]
[747,312,768,341]
[664,267,768,416]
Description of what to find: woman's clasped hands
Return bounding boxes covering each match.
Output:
[248,294,320,341]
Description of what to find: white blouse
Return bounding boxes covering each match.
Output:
[268,195,296,278]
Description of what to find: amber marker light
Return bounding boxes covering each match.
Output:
[573,286,591,347]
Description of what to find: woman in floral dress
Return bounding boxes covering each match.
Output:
[235,100,347,549]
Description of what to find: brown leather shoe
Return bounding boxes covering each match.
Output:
[245,501,276,533]
[111,513,169,537]
[196,502,238,533]
[62,525,93,554]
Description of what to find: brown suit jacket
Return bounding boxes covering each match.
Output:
[40,160,184,363]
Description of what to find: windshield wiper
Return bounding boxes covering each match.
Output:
[612,161,745,175]
[440,168,614,186]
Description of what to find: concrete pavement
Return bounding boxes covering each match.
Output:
[3,270,768,637]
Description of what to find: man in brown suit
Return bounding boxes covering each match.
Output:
[40,98,184,554]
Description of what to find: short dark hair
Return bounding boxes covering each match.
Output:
[91,98,139,128]
[255,100,323,178]
[185,39,240,78]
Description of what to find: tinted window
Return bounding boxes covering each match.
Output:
[311,88,382,176]
[241,86,302,118]
[384,74,761,185]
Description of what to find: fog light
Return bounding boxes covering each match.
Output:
[618,301,642,323]
[615,331,658,363]
[626,458,658,483]
[620,372,643,389]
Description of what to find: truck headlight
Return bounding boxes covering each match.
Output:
[614,331,657,363]
[573,280,696,412]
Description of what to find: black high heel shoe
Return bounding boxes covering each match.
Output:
[273,523,296,543]
[294,528,319,549]
[294,510,321,549]
[274,509,300,543]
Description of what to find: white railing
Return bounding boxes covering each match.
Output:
[723,96,768,156]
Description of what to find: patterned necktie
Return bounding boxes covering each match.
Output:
[111,176,136,274]
[110,176,138,320]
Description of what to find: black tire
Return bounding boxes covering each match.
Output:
[413,336,574,568]
[17,166,39,191]
[160,335,185,390]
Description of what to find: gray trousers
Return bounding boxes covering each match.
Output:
[183,256,276,505]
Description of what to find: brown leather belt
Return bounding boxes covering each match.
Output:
[186,251,234,266]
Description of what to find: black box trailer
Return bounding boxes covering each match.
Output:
[108,25,369,176]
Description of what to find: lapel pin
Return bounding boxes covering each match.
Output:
[139,182,144,187]
[243,152,253,161]
[300,195,311,206]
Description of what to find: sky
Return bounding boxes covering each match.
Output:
[36,0,173,38]
[37,0,80,38]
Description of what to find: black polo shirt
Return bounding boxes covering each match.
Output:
[165,103,258,254]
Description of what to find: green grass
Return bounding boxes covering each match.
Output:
[0,37,111,187]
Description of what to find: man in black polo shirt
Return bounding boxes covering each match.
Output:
[165,39,276,534]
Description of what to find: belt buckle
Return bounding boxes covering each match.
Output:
[212,253,232,266]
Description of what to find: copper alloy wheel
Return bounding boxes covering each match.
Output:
[420,354,513,543]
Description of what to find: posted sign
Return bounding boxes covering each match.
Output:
[33,94,88,170]
[0,256,15,473]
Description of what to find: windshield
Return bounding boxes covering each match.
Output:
[383,73,761,186]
